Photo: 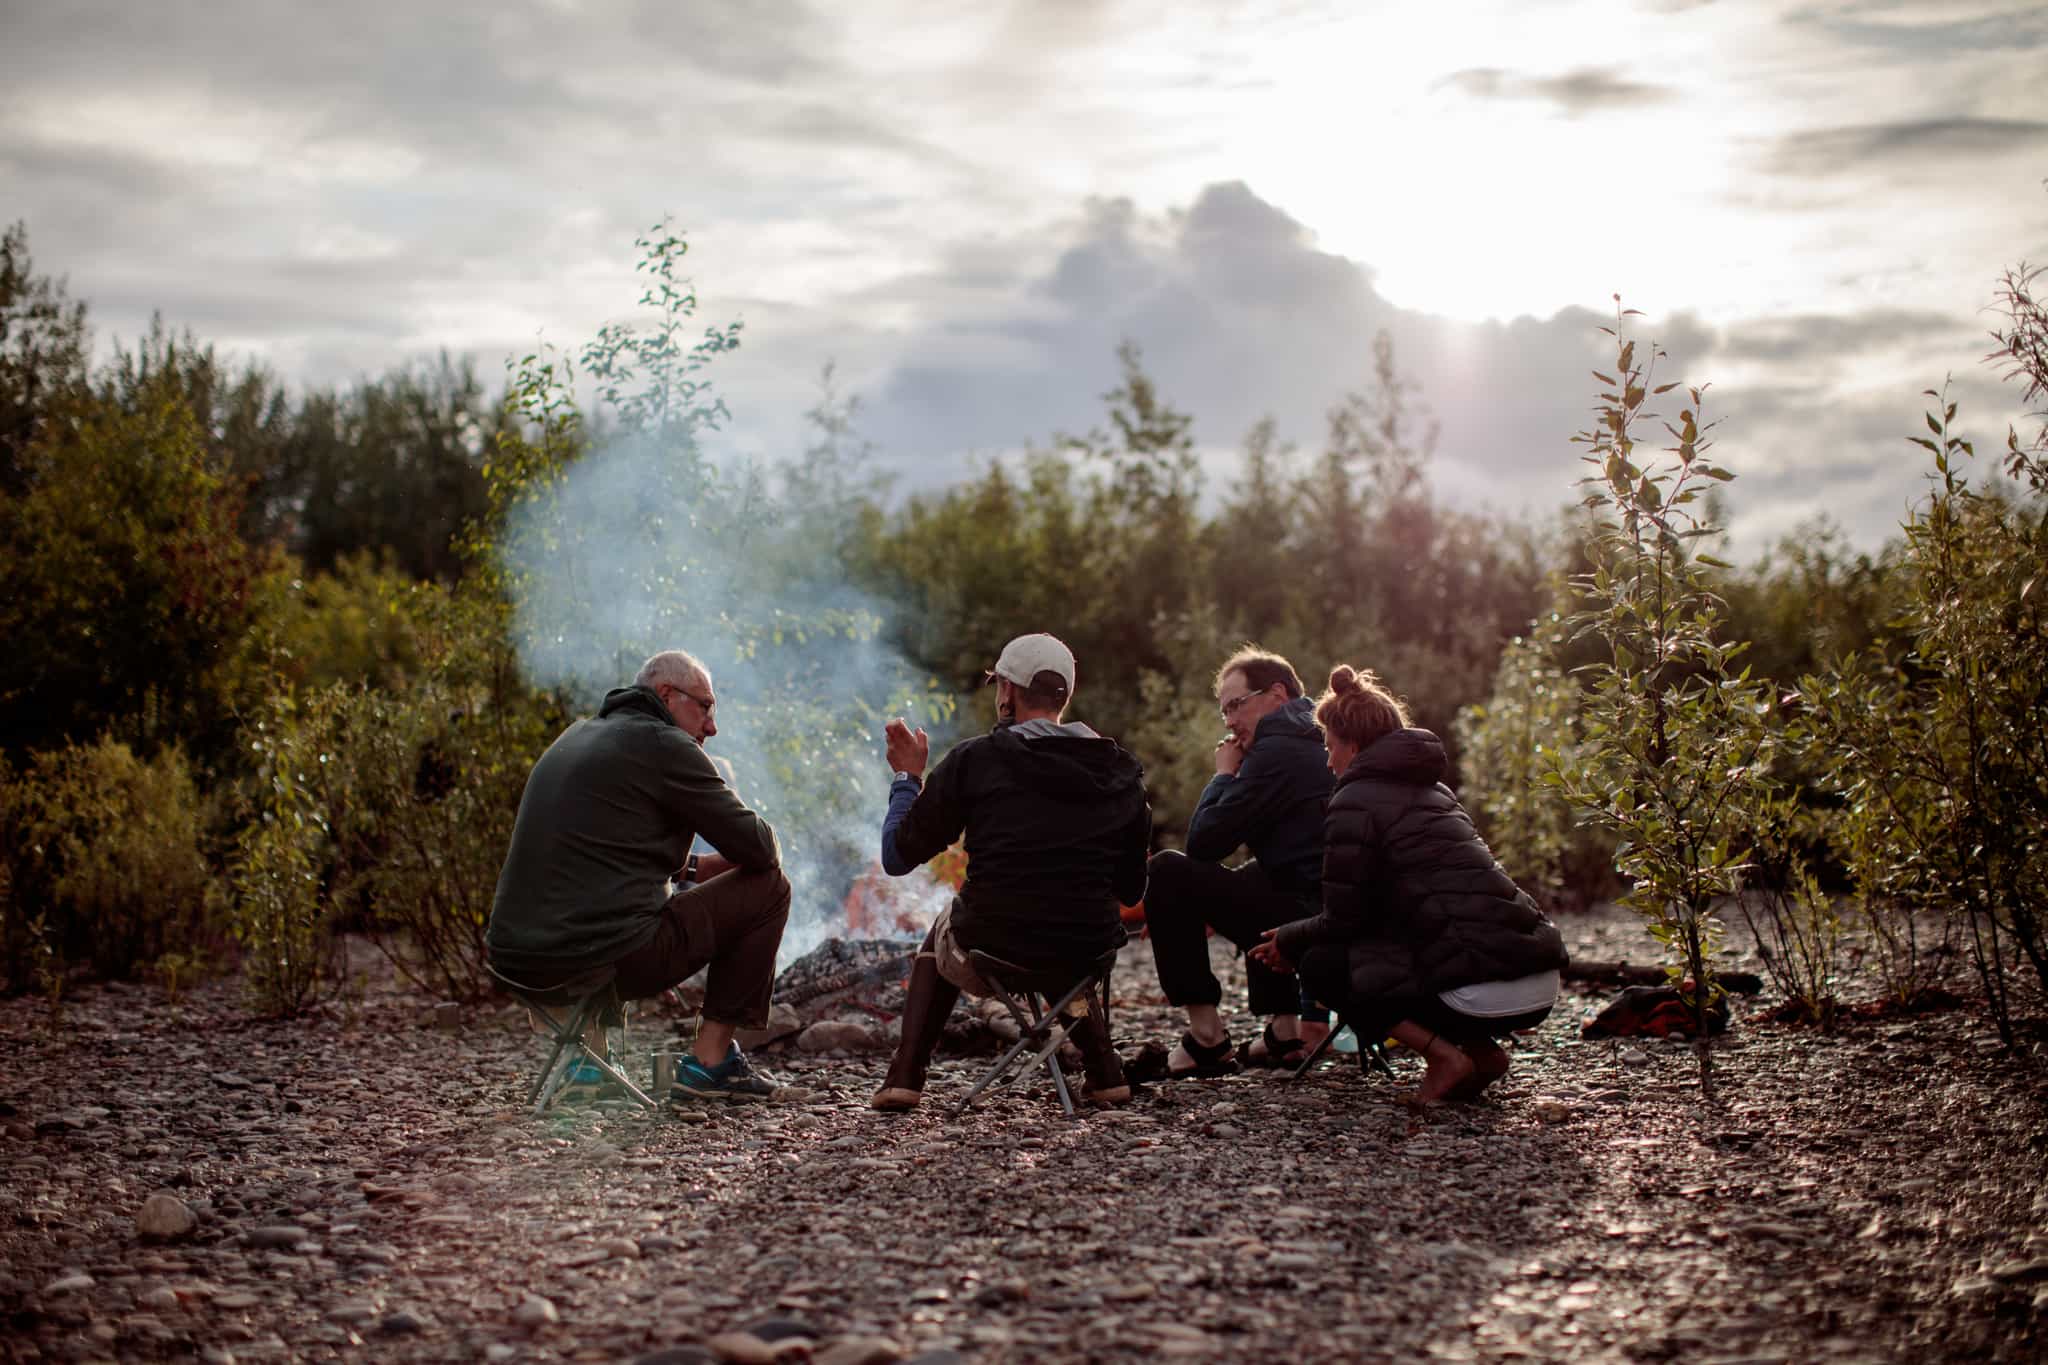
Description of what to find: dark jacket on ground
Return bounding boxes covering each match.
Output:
[1184,696,1333,897]
[487,685,780,976]
[1272,727,1566,1000]
[885,721,1150,972]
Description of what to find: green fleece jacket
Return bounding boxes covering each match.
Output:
[485,685,780,975]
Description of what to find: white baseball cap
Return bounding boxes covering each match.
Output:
[986,632,1076,697]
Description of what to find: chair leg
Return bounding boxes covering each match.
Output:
[573,1044,659,1110]
[529,998,596,1113]
[1045,1040,1076,1116]
[951,1029,1039,1114]
[950,976,1096,1116]
[1287,1026,1339,1081]
[525,995,660,1114]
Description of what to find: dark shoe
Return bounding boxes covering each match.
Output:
[1244,1021,1310,1069]
[1121,1040,1172,1085]
[673,1045,780,1101]
[1167,1030,1240,1079]
[871,954,960,1112]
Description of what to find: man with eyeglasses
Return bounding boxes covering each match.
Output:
[1144,646,1334,1077]
[487,649,791,1101]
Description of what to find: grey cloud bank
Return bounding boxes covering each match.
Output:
[710,181,2026,555]
[3,0,2042,557]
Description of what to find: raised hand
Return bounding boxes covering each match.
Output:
[884,718,930,779]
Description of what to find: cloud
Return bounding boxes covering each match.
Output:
[698,180,2024,563]
[1436,65,1676,115]
[1715,309,1973,363]
[1770,117,2048,172]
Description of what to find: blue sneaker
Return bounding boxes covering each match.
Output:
[672,1045,780,1102]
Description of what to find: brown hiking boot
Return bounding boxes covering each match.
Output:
[1068,1002,1131,1106]
[872,954,960,1112]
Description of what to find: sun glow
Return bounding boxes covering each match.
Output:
[1181,4,1748,324]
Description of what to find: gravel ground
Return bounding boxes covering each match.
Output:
[4,905,2046,1364]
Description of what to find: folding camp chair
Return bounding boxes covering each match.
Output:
[488,961,659,1114]
[1287,1016,1398,1083]
[951,948,1121,1118]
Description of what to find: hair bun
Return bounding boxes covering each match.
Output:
[1329,665,1359,694]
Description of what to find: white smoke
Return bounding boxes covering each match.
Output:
[498,424,960,966]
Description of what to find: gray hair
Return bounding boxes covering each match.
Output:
[635,649,708,694]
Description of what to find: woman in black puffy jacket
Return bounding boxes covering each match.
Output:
[1250,665,1568,1104]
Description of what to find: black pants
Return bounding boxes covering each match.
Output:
[1145,849,1312,1017]
[1297,945,1552,1043]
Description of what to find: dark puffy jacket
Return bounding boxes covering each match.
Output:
[1184,696,1333,896]
[889,722,1150,971]
[1272,728,1566,999]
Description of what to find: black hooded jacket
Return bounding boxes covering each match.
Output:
[1272,727,1566,1000]
[890,721,1150,970]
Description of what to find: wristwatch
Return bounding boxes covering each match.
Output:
[892,771,921,786]
[682,853,700,884]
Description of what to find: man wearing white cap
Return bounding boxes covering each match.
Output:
[869,632,1151,1111]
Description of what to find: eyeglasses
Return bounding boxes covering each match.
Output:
[1219,687,1270,720]
[664,684,716,714]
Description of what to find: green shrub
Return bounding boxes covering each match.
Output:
[0,738,214,989]
[1802,376,2048,1042]
[1734,793,1842,1026]
[1454,602,1614,907]
[229,689,339,1017]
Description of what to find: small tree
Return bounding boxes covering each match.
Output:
[1549,304,1776,1095]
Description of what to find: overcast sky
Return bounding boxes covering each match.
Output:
[5,0,2045,552]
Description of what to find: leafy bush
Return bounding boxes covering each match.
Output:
[0,738,214,989]
[228,691,338,1017]
[0,345,262,764]
[1454,602,1613,907]
[1802,373,2048,1042]
[1734,794,1841,1026]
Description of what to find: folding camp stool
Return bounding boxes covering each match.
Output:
[951,948,1121,1118]
[1287,1015,1398,1083]
[487,962,660,1115]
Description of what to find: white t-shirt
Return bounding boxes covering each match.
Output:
[1438,968,1560,1018]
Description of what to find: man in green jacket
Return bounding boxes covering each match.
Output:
[488,649,791,1100]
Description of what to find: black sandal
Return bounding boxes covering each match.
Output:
[1244,1021,1311,1069]
[1167,1030,1241,1079]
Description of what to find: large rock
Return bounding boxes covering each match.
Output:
[735,1002,801,1050]
[135,1192,197,1242]
[798,1019,882,1053]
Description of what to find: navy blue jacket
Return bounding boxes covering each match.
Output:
[1184,696,1333,897]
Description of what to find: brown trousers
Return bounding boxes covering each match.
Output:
[611,866,791,1029]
